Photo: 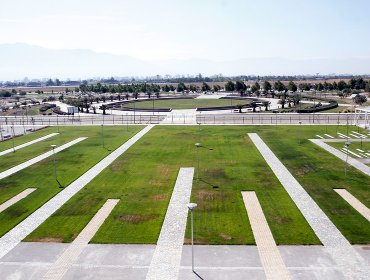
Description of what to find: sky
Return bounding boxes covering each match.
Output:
[1,0,370,62]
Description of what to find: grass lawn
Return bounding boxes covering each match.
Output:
[0,128,85,173]
[0,125,143,237]
[124,99,249,109]
[0,127,55,151]
[257,125,370,244]
[17,125,370,245]
[26,126,319,245]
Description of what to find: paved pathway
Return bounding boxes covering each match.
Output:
[42,199,119,280]
[0,188,36,213]
[242,191,291,280]
[0,133,59,156]
[3,243,369,279]
[334,189,370,222]
[146,167,194,280]
[0,125,154,260]
[0,137,87,180]
[310,139,370,176]
[248,133,369,279]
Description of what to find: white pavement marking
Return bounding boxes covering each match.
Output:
[146,167,194,280]
[324,134,334,138]
[334,189,370,222]
[42,199,119,280]
[349,133,360,139]
[241,191,291,280]
[0,125,154,260]
[310,139,370,176]
[0,133,59,156]
[315,135,324,139]
[0,188,36,213]
[0,137,87,181]
[337,133,350,139]
[347,149,362,158]
[357,149,365,153]
[351,131,367,138]
[248,133,368,279]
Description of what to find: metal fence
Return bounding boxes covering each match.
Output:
[0,113,366,126]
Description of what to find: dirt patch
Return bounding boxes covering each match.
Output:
[330,208,351,215]
[196,190,221,201]
[205,168,225,177]
[35,237,63,243]
[272,216,292,224]
[220,233,233,241]
[156,164,171,178]
[110,159,128,172]
[149,179,167,187]
[119,214,159,224]
[152,193,168,201]
[295,164,316,177]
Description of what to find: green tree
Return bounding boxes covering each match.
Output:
[263,81,272,92]
[288,81,297,92]
[225,81,235,91]
[201,82,211,91]
[274,81,286,92]
[235,80,246,91]
[176,83,187,92]
[337,80,347,91]
[353,94,367,105]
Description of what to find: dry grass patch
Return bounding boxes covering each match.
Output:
[119,214,159,224]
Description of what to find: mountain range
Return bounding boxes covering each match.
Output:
[0,43,369,80]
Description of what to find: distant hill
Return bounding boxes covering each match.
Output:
[0,43,369,80]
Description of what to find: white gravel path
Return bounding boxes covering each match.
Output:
[0,137,87,180]
[0,125,154,260]
[310,139,370,176]
[42,199,119,280]
[334,189,370,222]
[242,191,291,280]
[248,133,369,280]
[0,188,36,213]
[0,133,59,156]
[146,167,194,280]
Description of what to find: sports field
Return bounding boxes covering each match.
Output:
[124,98,249,109]
[1,125,367,246]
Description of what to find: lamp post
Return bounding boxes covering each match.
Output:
[195,143,201,180]
[51,144,57,181]
[187,202,198,273]
[344,141,350,178]
[101,124,105,148]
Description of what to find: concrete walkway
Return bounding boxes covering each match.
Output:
[0,137,87,180]
[334,189,370,222]
[242,191,291,280]
[0,133,59,156]
[1,243,369,280]
[146,167,194,280]
[310,139,370,176]
[0,188,36,213]
[0,125,154,260]
[248,133,369,279]
[42,199,119,280]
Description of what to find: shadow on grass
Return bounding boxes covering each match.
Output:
[199,178,219,189]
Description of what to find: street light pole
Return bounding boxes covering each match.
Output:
[187,202,198,273]
[195,143,201,180]
[101,124,105,148]
[344,141,350,178]
[51,144,57,181]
